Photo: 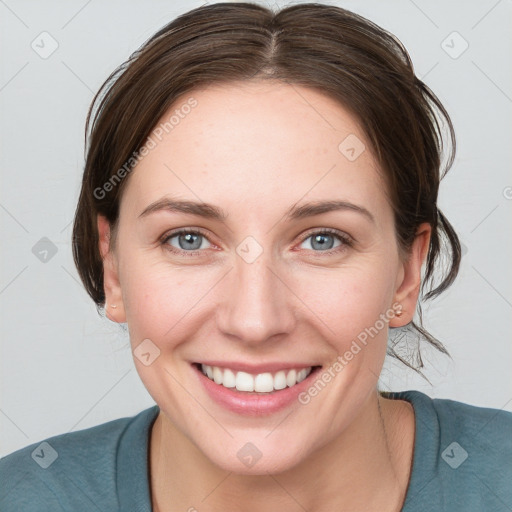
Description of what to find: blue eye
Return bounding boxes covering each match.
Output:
[161,229,211,254]
[299,229,352,253]
[160,228,352,257]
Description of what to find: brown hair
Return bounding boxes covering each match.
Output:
[72,1,461,375]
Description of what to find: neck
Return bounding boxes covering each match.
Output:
[149,390,414,512]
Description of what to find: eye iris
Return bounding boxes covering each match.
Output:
[311,233,334,251]
[179,232,202,250]
[170,231,342,253]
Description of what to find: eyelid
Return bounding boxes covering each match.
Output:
[160,226,353,256]
[297,227,354,245]
[160,227,215,250]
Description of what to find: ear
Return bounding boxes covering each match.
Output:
[97,214,126,323]
[389,222,431,327]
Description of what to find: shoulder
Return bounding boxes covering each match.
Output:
[0,405,159,512]
[391,390,512,511]
[427,392,512,466]
[394,389,512,454]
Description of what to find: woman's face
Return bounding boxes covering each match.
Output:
[99,80,428,474]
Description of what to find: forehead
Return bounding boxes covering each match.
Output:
[121,80,390,226]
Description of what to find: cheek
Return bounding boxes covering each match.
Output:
[120,243,397,359]
[120,249,222,343]
[294,259,395,338]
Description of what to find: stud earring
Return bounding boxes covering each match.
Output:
[395,308,403,317]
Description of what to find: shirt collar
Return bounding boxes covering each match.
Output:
[115,392,436,511]
[116,404,160,511]
[381,390,439,511]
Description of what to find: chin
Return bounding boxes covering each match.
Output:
[197,435,309,476]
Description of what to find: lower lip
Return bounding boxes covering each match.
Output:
[192,363,322,416]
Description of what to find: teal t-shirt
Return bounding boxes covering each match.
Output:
[1,390,511,511]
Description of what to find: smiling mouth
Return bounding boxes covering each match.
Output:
[193,363,322,394]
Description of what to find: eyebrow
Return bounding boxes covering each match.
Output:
[138,198,228,221]
[286,199,375,224]
[138,197,375,224]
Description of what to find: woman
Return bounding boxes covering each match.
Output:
[1,2,510,511]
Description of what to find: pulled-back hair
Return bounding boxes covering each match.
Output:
[72,2,461,375]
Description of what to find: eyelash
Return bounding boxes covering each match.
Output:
[159,227,353,257]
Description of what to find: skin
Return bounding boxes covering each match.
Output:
[98,80,430,511]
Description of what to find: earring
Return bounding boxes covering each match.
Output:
[111,304,118,309]
[395,308,403,317]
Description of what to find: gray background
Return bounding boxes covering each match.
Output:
[1,0,511,457]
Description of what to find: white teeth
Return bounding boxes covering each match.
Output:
[213,366,223,385]
[200,364,313,392]
[236,371,254,392]
[286,369,297,387]
[297,368,309,383]
[273,370,287,390]
[223,368,236,388]
[254,372,274,392]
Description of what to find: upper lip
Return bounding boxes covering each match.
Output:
[194,361,320,374]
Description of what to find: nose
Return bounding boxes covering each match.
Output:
[216,253,296,346]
